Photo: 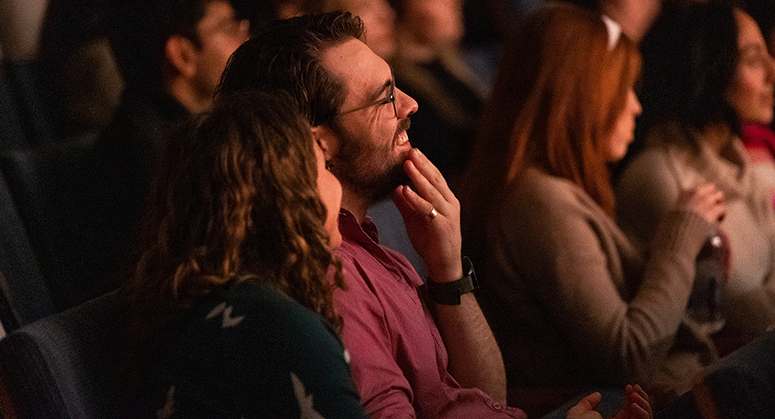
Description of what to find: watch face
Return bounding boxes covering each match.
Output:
[462,256,478,287]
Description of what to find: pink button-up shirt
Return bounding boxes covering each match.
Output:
[334,210,526,419]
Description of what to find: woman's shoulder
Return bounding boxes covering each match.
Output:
[495,167,613,250]
[138,280,359,419]
[507,167,602,216]
[184,280,334,341]
[618,147,673,188]
[166,280,344,376]
[211,279,295,308]
[618,134,710,209]
[624,124,698,173]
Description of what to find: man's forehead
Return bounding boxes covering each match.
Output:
[321,38,391,92]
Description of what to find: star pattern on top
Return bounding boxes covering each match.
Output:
[206,302,245,328]
[291,372,325,419]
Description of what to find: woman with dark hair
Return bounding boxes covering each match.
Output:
[122,90,366,418]
[616,0,775,355]
[736,0,775,209]
[459,2,724,415]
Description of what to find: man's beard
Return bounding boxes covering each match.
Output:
[330,118,411,203]
[358,160,410,202]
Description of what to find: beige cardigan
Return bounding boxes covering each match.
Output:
[616,124,775,345]
[476,166,716,410]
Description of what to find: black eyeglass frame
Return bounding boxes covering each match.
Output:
[334,70,397,119]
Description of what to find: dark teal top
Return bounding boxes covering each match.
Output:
[139,280,366,418]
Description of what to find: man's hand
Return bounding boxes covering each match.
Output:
[392,148,462,282]
[392,152,507,402]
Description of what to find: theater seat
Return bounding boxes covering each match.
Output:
[2,60,59,147]
[656,330,775,419]
[0,291,127,419]
[0,133,99,312]
[0,64,27,151]
[693,330,775,418]
[0,170,54,331]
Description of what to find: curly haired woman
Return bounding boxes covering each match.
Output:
[121,90,366,418]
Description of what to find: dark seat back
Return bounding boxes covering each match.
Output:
[2,60,59,147]
[0,133,99,311]
[0,291,127,419]
[0,63,28,151]
[656,331,775,419]
[696,330,775,417]
[0,170,54,331]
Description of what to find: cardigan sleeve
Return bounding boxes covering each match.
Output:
[618,146,775,343]
[500,173,711,386]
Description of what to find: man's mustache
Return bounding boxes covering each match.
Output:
[395,117,411,139]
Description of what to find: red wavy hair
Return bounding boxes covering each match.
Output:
[461,2,641,231]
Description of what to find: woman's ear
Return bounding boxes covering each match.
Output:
[311,125,340,162]
[165,35,197,79]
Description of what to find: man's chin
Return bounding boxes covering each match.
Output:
[367,163,410,202]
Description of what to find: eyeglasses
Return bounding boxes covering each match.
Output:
[335,71,397,119]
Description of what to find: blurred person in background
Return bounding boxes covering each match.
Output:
[37,0,123,139]
[564,0,661,42]
[389,0,488,183]
[734,0,775,208]
[82,0,249,298]
[0,0,46,61]
[616,0,775,356]
[312,0,398,60]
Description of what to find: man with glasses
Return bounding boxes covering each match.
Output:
[216,11,528,419]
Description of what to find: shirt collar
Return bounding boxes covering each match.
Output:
[339,208,380,245]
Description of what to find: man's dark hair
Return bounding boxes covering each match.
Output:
[638,0,740,139]
[106,0,219,93]
[216,11,364,126]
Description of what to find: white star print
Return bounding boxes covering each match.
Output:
[206,302,245,328]
[291,372,325,419]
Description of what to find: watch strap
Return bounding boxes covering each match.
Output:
[425,256,478,305]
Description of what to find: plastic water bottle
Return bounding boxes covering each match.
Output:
[685,230,729,334]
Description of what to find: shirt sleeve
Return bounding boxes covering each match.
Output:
[333,272,418,418]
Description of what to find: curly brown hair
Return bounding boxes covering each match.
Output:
[124,90,345,353]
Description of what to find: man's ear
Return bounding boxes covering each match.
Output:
[165,35,197,79]
[311,125,340,161]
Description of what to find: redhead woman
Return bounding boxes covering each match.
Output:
[459,2,725,415]
[121,90,366,418]
[616,0,775,355]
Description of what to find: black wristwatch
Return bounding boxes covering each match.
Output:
[426,256,479,305]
